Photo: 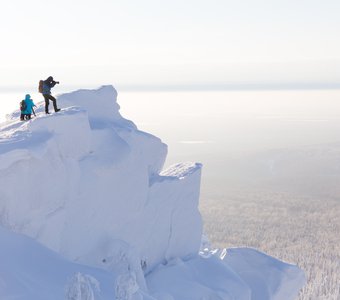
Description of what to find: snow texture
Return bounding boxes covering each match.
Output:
[0,85,305,299]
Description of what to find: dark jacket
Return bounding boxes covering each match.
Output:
[42,78,57,95]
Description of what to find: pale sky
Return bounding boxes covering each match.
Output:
[0,0,339,89]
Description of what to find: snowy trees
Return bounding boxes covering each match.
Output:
[200,189,340,300]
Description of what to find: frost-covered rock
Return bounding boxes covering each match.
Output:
[66,273,100,300]
[0,85,305,300]
[147,248,306,300]
[115,272,140,300]
[0,86,202,278]
[222,248,306,300]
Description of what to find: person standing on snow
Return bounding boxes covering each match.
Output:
[20,94,36,121]
[41,76,61,114]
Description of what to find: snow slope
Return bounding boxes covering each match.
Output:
[0,86,305,299]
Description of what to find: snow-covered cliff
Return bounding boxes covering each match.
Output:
[0,86,305,300]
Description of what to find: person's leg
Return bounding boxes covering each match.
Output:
[47,94,59,112]
[20,114,24,121]
[43,94,50,113]
[27,114,31,120]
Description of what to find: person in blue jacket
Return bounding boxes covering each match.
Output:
[20,94,36,121]
[42,76,61,114]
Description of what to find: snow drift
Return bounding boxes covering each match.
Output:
[0,86,305,299]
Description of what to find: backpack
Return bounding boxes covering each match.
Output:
[20,100,27,112]
[38,80,44,93]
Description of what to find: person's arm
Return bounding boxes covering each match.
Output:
[50,80,59,88]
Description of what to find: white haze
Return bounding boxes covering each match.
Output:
[119,89,340,300]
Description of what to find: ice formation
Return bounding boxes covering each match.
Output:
[0,86,305,299]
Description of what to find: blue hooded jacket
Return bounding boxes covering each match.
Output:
[22,94,35,114]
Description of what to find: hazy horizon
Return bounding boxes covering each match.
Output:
[1,82,340,92]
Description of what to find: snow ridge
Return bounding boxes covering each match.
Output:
[0,85,305,300]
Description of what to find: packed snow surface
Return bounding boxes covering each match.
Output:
[0,86,305,299]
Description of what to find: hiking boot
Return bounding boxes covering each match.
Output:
[46,112,50,114]
[55,109,61,112]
